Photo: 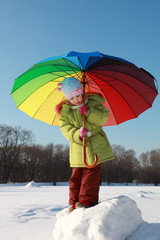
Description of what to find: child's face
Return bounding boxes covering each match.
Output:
[69,94,83,106]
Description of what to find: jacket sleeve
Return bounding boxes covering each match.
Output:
[59,105,82,145]
[86,102,109,126]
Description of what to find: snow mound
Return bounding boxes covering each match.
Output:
[24,181,39,188]
[53,195,143,240]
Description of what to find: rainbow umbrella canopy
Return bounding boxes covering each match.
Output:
[11,51,158,126]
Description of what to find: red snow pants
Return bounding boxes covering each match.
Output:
[69,164,101,205]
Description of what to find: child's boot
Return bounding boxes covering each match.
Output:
[75,200,92,209]
[68,204,76,213]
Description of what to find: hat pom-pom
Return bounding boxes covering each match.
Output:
[57,83,62,91]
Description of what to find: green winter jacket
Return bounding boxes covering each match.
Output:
[59,94,114,167]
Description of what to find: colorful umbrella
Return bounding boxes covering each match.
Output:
[11,51,158,167]
[11,51,158,126]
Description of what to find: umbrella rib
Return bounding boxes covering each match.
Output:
[49,58,82,81]
[51,96,65,125]
[90,70,156,106]
[12,57,82,93]
[62,57,82,81]
[49,70,79,81]
[15,73,68,108]
[32,87,58,119]
[47,60,82,81]
[86,74,119,124]
[88,72,139,118]
[89,70,153,110]
[51,111,58,125]
[12,67,80,94]
[16,70,82,109]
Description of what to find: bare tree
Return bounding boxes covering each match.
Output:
[112,145,125,183]
[118,149,139,184]
[101,145,139,184]
[52,144,70,185]
[0,125,33,183]
[1,123,159,185]
[7,142,70,184]
[139,152,152,184]
[150,149,160,185]
[20,144,47,182]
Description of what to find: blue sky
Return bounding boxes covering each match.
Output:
[0,0,160,157]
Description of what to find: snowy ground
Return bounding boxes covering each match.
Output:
[0,182,160,240]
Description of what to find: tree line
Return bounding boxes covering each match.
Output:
[0,125,160,185]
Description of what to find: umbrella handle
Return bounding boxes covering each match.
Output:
[83,141,98,168]
[82,71,98,168]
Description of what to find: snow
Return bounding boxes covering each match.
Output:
[24,181,40,188]
[0,182,160,240]
[53,196,143,240]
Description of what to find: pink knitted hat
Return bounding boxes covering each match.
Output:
[57,77,83,100]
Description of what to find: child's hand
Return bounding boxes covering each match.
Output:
[79,127,89,138]
[79,105,88,115]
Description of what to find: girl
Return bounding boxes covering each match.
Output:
[56,77,114,212]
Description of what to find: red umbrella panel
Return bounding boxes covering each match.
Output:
[85,61,158,126]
